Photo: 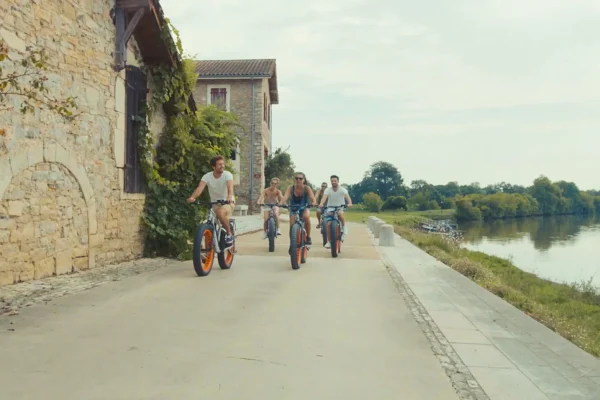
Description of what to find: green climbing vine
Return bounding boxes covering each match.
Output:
[136,21,241,259]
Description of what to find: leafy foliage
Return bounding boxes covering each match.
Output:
[381,195,408,211]
[264,147,296,191]
[363,192,383,212]
[137,26,239,259]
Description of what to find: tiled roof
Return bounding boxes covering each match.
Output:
[195,59,276,77]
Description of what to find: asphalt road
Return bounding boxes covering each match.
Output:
[0,222,458,399]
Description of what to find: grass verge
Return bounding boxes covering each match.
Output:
[394,224,600,358]
[344,209,454,226]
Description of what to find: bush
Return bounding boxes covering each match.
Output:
[363,192,384,212]
[382,195,408,211]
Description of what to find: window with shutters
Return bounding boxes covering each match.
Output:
[206,84,230,112]
[124,67,147,194]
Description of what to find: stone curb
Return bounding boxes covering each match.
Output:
[373,239,490,400]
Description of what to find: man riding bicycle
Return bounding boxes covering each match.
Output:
[314,182,328,229]
[257,177,284,239]
[318,174,353,248]
[279,172,317,246]
[186,155,235,246]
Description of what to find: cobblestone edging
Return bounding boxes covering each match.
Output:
[0,257,176,316]
[1,225,264,316]
[377,249,490,400]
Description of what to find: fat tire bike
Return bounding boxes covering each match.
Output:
[281,204,313,270]
[325,205,347,258]
[258,203,280,252]
[318,206,328,246]
[191,199,236,276]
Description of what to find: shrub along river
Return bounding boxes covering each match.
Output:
[458,214,600,287]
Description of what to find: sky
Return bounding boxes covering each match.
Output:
[161,0,600,191]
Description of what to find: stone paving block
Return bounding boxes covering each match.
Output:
[520,365,584,397]
[489,337,549,367]
[452,343,515,368]
[470,367,549,400]
[429,310,476,330]
[439,328,492,345]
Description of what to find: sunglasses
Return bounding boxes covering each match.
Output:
[295,177,303,180]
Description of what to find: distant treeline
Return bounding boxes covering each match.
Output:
[345,161,600,221]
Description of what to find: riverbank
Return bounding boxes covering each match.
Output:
[394,223,600,358]
[344,209,454,226]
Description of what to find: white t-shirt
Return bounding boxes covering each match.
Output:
[324,186,348,207]
[201,171,233,202]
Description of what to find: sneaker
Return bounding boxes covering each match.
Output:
[305,237,312,246]
[324,241,331,249]
[262,231,268,240]
[225,234,234,247]
[276,228,281,236]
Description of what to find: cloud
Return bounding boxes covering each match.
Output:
[160,0,600,189]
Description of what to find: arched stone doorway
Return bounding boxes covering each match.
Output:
[0,142,98,285]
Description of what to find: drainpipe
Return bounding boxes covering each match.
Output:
[249,78,255,213]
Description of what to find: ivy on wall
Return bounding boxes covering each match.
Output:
[137,20,241,259]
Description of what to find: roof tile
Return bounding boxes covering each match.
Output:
[195,59,276,77]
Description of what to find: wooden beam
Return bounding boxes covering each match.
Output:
[120,8,145,45]
[115,0,150,11]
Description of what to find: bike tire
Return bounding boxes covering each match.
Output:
[218,220,235,269]
[330,221,340,258]
[267,217,276,252]
[193,224,215,276]
[321,218,327,247]
[300,228,308,264]
[289,224,302,270]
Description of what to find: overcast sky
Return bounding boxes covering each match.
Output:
[161,0,600,190]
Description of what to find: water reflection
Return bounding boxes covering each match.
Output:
[459,214,599,251]
[459,215,600,286]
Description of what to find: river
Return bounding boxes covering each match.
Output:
[458,215,600,287]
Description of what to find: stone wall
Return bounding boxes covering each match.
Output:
[193,78,270,211]
[0,0,165,286]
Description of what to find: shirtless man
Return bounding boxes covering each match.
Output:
[314,182,328,229]
[257,177,284,239]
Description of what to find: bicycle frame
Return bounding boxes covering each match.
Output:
[193,200,235,253]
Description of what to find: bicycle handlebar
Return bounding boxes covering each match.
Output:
[191,199,232,206]
[258,203,279,207]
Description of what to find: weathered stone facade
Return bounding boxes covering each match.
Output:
[193,78,273,211]
[0,0,168,286]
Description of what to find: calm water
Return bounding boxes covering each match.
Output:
[459,215,600,287]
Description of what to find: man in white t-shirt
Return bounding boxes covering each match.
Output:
[318,174,353,248]
[186,155,235,246]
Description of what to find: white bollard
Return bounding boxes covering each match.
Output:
[373,220,386,238]
[378,224,395,247]
[368,216,377,231]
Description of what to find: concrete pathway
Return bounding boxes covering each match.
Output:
[0,221,459,399]
[376,229,600,400]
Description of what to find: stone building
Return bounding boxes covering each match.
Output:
[193,59,279,212]
[0,0,182,286]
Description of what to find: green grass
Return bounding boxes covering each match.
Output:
[392,224,600,358]
[344,208,454,226]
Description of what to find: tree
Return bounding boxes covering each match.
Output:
[361,161,405,200]
[264,147,296,190]
[0,40,77,145]
[363,192,383,212]
[382,196,408,211]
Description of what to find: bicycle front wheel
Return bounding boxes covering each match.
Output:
[193,224,215,276]
[289,223,302,270]
[330,220,341,258]
[267,217,276,252]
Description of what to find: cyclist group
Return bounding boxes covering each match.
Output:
[186,155,353,250]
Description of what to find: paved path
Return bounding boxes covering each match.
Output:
[0,221,459,399]
[377,229,600,400]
